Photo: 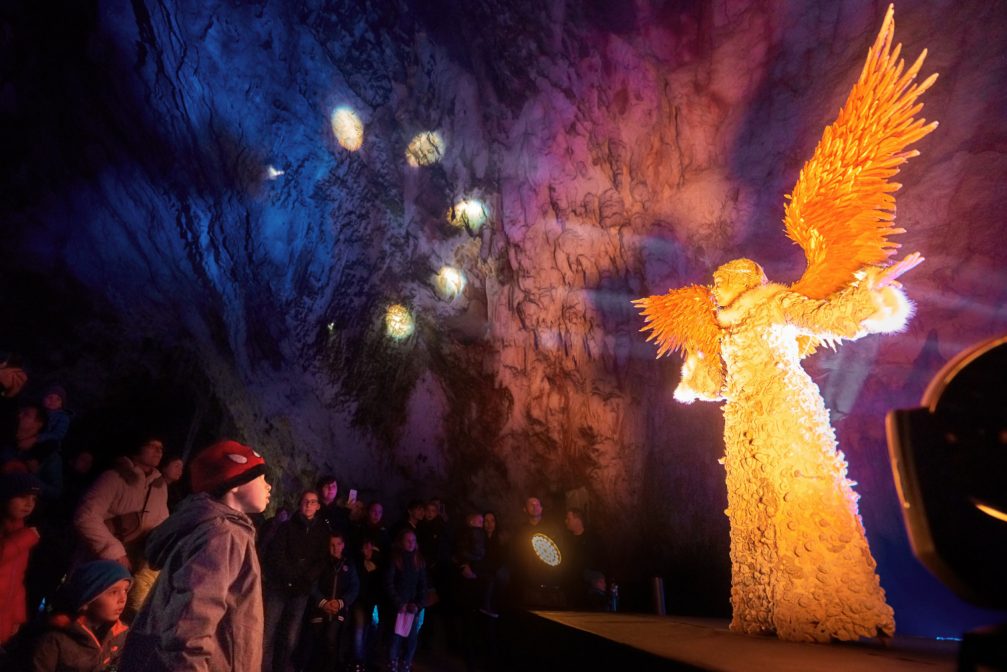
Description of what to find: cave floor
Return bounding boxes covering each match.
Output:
[531,611,959,671]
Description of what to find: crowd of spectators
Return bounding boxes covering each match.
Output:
[0,351,611,672]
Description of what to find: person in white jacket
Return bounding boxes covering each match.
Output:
[73,438,169,621]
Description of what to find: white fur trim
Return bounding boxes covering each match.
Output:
[862,286,914,334]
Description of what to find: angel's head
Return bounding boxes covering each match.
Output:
[711,258,767,308]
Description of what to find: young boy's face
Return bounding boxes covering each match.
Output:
[85,579,130,623]
[42,393,63,411]
[233,474,271,514]
[162,458,183,483]
[5,493,36,521]
[329,536,345,559]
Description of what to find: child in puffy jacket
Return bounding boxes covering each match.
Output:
[30,560,132,672]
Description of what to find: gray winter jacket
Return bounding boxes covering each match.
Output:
[118,493,263,672]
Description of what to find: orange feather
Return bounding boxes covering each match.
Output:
[633,285,721,361]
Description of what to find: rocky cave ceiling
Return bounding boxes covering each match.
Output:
[2,0,1006,635]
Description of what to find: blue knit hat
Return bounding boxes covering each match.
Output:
[64,560,133,612]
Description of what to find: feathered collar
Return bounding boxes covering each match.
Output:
[715,282,787,328]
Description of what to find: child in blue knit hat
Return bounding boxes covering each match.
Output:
[30,560,132,671]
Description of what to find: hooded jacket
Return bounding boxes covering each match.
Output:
[30,615,128,672]
[117,493,263,672]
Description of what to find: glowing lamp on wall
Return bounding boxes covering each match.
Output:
[331,107,364,151]
[405,131,445,167]
[385,304,415,340]
[531,533,562,567]
[447,199,488,232]
[434,266,466,301]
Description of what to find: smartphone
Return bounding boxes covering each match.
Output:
[348,489,358,504]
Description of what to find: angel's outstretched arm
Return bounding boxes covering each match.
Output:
[778,261,916,342]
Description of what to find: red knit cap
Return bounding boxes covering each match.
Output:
[189,439,266,495]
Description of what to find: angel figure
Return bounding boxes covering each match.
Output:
[635,5,937,642]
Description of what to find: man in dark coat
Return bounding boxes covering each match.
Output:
[561,508,607,610]
[261,489,331,672]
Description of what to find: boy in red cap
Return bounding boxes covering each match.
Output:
[118,439,271,672]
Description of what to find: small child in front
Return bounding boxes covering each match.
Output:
[31,560,132,672]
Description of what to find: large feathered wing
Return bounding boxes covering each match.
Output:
[785,3,938,301]
[633,285,721,361]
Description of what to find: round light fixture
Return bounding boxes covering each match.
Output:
[405,131,445,167]
[385,304,415,340]
[331,107,364,151]
[447,199,488,232]
[531,532,562,567]
[434,266,466,300]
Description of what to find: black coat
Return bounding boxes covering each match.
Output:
[310,556,360,621]
[263,513,330,594]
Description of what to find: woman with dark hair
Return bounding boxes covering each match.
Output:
[351,536,382,672]
[383,528,427,672]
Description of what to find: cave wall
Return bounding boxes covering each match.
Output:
[3,0,1006,634]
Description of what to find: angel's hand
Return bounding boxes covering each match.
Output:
[871,252,924,289]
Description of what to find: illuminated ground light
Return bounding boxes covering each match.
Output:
[434,266,466,300]
[974,500,1007,523]
[331,107,364,151]
[405,131,445,167]
[385,304,415,340]
[531,533,562,567]
[447,199,488,232]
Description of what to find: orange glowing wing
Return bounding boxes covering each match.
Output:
[633,285,721,360]
[785,4,938,300]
